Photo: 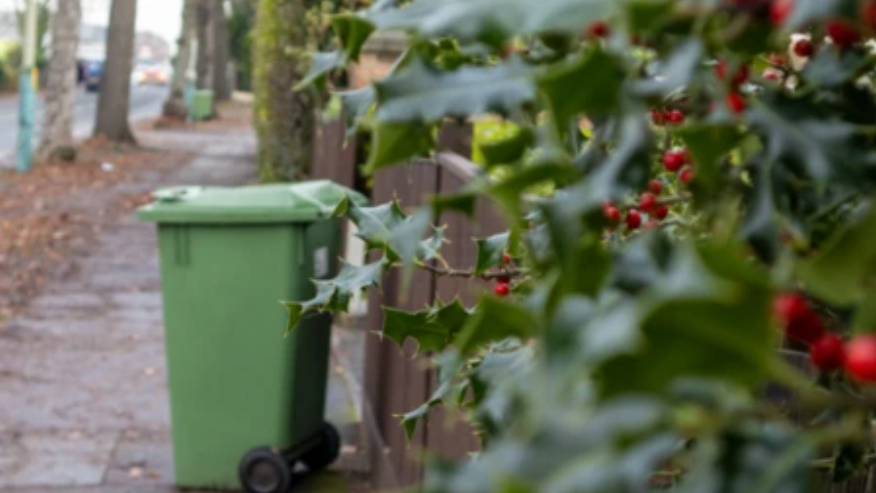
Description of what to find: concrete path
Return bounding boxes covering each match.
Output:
[0,122,366,492]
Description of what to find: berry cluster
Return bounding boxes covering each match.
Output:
[650,108,685,126]
[774,293,876,382]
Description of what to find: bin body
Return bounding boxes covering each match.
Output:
[190,89,214,121]
[139,182,358,489]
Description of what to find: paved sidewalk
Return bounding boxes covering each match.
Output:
[0,119,366,492]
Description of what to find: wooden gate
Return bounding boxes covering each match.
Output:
[311,121,498,488]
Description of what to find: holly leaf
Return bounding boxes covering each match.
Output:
[631,39,703,98]
[333,196,446,264]
[801,205,876,305]
[786,0,841,29]
[370,0,616,45]
[454,296,539,353]
[382,298,472,353]
[284,259,387,334]
[398,352,465,441]
[337,86,376,137]
[365,121,435,173]
[599,244,775,395]
[474,232,510,275]
[748,91,862,181]
[676,123,742,193]
[331,14,375,62]
[539,48,625,127]
[374,57,537,123]
[478,127,534,167]
[294,51,344,91]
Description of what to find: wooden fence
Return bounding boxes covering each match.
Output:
[309,119,876,492]
[311,120,499,488]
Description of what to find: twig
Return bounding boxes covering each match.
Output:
[416,262,526,280]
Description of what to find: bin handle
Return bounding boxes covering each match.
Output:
[152,186,205,203]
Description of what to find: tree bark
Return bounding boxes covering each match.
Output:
[212,0,231,101]
[196,0,214,91]
[163,0,196,119]
[254,0,318,181]
[94,0,137,143]
[39,0,80,159]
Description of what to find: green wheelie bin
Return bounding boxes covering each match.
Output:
[190,89,214,121]
[138,181,364,493]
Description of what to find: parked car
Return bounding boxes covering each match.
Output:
[83,60,104,92]
[132,61,170,86]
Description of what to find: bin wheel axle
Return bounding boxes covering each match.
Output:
[239,447,293,493]
[301,422,341,472]
[239,422,341,493]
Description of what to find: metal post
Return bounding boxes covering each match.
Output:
[16,0,38,173]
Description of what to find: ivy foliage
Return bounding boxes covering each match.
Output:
[288,0,876,490]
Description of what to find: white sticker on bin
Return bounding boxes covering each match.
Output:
[314,247,329,278]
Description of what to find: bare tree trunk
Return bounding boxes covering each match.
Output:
[254,0,318,181]
[212,0,231,101]
[39,0,80,159]
[196,0,214,91]
[163,0,196,119]
[94,0,137,143]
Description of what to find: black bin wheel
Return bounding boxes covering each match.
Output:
[300,422,341,471]
[239,446,294,493]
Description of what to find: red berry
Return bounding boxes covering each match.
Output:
[845,335,876,383]
[792,39,813,57]
[494,282,510,297]
[715,60,728,80]
[663,151,685,172]
[810,333,846,372]
[827,19,861,48]
[667,109,685,125]
[626,209,642,230]
[648,179,663,194]
[603,205,621,224]
[662,110,674,126]
[727,92,746,114]
[679,167,694,185]
[768,53,786,66]
[502,252,513,265]
[773,293,825,344]
[770,0,794,26]
[651,109,664,126]
[639,192,658,212]
[587,21,610,39]
[764,71,780,81]
[653,204,669,220]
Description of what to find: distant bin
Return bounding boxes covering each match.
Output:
[190,89,213,121]
[138,181,365,492]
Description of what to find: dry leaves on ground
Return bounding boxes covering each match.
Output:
[0,141,190,324]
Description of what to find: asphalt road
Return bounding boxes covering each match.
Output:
[0,84,169,167]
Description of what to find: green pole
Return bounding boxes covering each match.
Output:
[16,0,38,173]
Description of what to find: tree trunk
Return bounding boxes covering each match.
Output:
[39,0,80,159]
[196,0,214,91]
[163,0,196,119]
[254,0,318,181]
[212,0,231,101]
[94,0,137,143]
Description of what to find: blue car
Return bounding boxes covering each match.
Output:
[83,60,104,92]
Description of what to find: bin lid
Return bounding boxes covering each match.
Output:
[137,180,367,224]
